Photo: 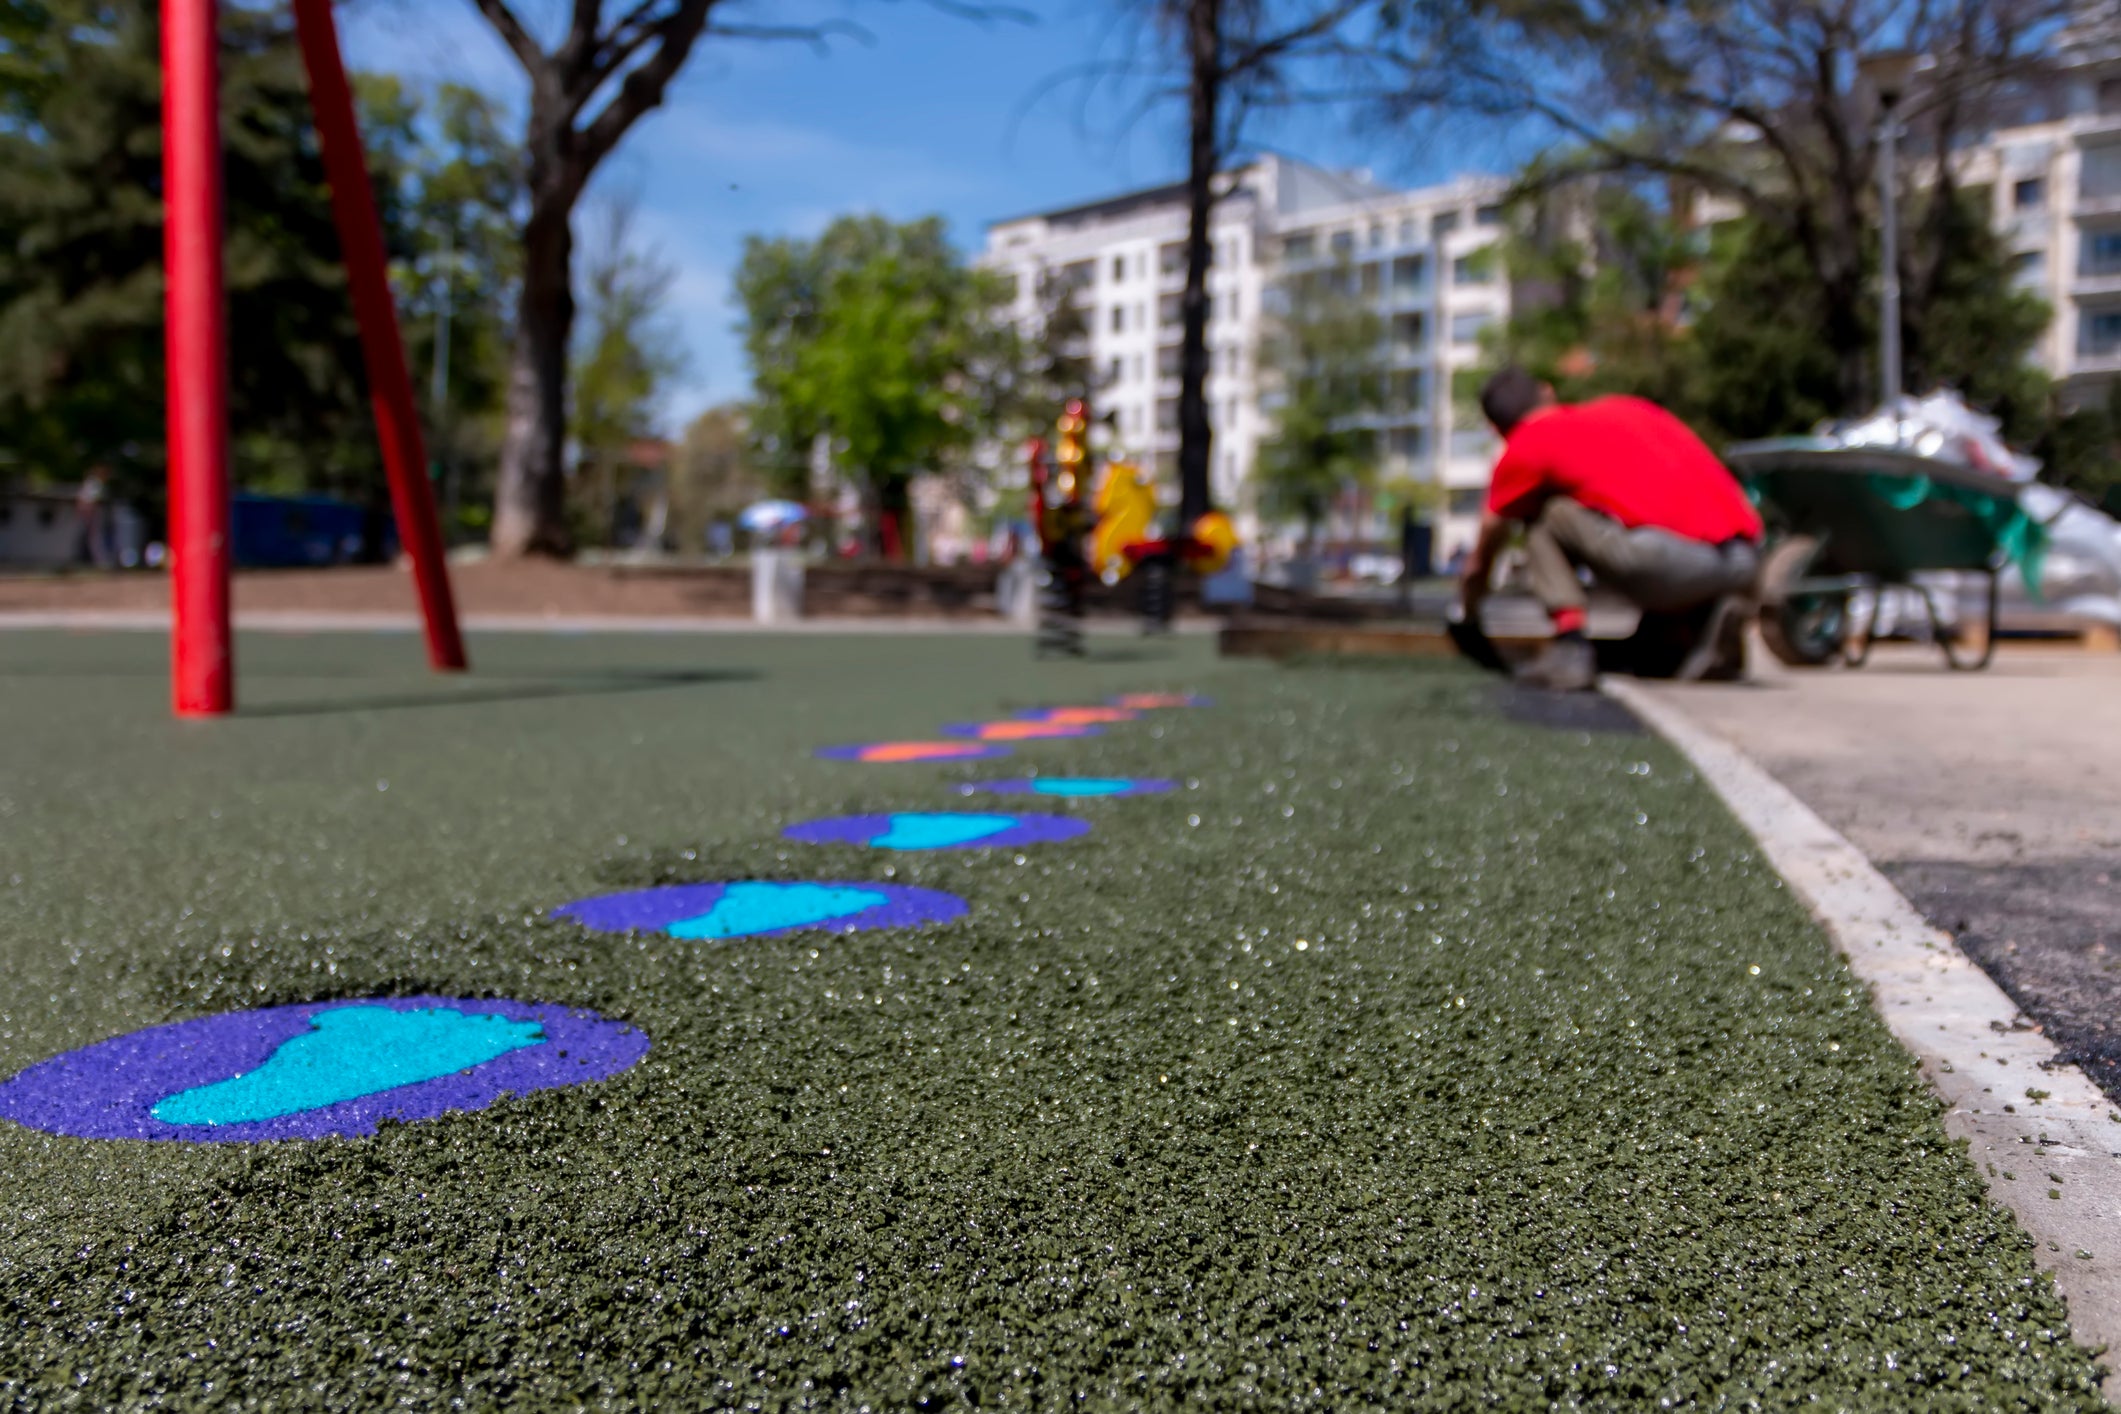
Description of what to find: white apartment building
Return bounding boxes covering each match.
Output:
[1961,5,2121,403]
[982,154,1512,557]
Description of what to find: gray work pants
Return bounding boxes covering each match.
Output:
[1527,498,1759,615]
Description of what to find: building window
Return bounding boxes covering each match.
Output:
[1111,305,1125,333]
[1475,203,1504,227]
[2014,177,2047,211]
[1392,313,1426,359]
[1391,368,1426,410]
[1391,311,1425,356]
[2086,230,2121,276]
[1283,233,1315,260]
[1109,357,1125,385]
[1388,427,1426,463]
[1360,262,1383,299]
[1330,229,1356,255]
[1158,344,1180,379]
[1157,398,1178,432]
[1391,255,1426,296]
[2100,76,2121,115]
[2014,249,2048,283]
[1433,210,1460,240]
[1369,223,1384,248]
[1159,294,1181,328]
[1160,242,1185,275]
[2082,144,2121,202]
[1453,426,1499,459]
[1111,255,1126,282]
[1226,289,1240,320]
[1450,311,1494,344]
[1398,218,1417,244]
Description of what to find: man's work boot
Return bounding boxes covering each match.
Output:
[1512,634,1597,692]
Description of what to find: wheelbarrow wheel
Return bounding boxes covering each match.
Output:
[1758,535,1848,668]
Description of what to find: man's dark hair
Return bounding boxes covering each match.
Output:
[1479,366,1545,436]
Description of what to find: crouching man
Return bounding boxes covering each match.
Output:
[1458,367,1764,691]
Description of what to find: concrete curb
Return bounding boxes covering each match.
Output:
[1606,677,2121,1391]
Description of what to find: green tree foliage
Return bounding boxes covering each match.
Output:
[572,200,684,465]
[981,267,1092,442]
[1255,260,1386,541]
[570,197,687,545]
[735,214,1013,552]
[667,402,760,553]
[0,0,371,510]
[1495,179,2099,485]
[1381,0,2061,415]
[0,1,523,531]
[354,73,521,534]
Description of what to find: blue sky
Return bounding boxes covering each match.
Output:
[342,0,1535,429]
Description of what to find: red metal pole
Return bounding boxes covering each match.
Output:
[164,0,233,717]
[291,0,467,671]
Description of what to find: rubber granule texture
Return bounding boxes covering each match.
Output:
[0,632,2102,1411]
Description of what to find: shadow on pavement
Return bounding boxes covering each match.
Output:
[1495,684,1647,734]
[238,667,759,718]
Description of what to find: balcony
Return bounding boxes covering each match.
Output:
[2072,109,2121,143]
[2007,211,2053,245]
[2072,339,2121,375]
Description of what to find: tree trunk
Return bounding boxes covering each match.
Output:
[492,199,574,557]
[1176,0,1221,529]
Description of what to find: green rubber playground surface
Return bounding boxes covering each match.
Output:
[0,629,2103,1410]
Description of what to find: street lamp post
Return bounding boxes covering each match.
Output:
[1879,102,1902,406]
[1860,51,1920,415]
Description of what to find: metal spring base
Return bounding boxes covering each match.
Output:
[1137,557,1174,636]
[1035,567,1085,657]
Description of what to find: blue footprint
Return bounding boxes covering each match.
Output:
[152,1006,545,1126]
[668,881,891,939]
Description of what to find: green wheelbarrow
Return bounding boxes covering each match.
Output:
[1723,439,2048,671]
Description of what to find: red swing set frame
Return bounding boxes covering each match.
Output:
[163,0,465,717]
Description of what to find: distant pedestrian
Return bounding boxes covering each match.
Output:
[1457,368,1762,691]
[75,465,112,568]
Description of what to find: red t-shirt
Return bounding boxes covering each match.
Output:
[1485,396,1762,544]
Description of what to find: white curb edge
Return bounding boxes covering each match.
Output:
[1605,677,2121,1390]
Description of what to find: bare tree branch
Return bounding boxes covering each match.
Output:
[471,0,546,71]
[705,19,872,52]
[578,1,715,175]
